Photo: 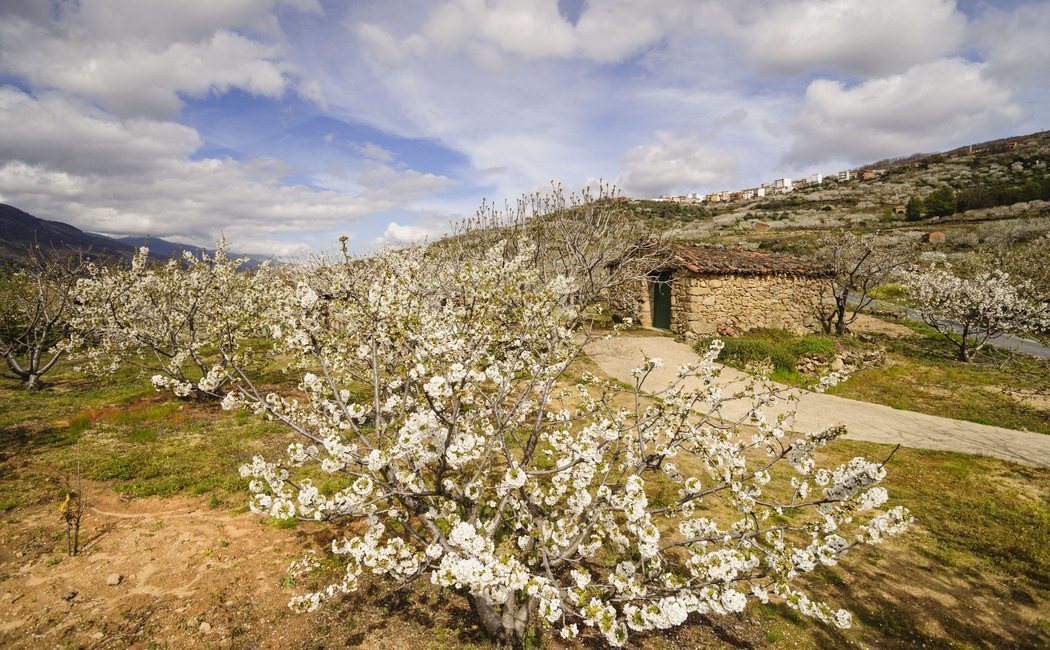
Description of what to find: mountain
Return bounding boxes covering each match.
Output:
[0,204,276,267]
[0,203,136,260]
[115,236,207,259]
[115,236,275,268]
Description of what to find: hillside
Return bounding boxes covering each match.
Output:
[623,130,1050,255]
[0,203,136,260]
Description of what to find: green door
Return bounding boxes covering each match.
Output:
[651,272,672,329]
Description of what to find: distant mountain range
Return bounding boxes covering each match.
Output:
[0,203,275,266]
[1,203,136,260]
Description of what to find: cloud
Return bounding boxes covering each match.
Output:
[355,0,698,67]
[0,87,453,254]
[374,219,453,248]
[355,142,396,163]
[0,0,322,118]
[356,0,968,77]
[786,59,1024,165]
[740,0,966,76]
[970,1,1050,87]
[0,88,201,176]
[616,131,739,197]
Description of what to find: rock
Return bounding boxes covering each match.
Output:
[200,622,213,634]
[63,590,78,601]
[106,573,123,586]
[830,357,845,371]
[14,551,24,558]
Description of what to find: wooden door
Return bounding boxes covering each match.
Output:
[651,272,672,329]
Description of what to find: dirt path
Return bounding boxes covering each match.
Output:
[586,335,1050,468]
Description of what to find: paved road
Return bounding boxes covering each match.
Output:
[586,335,1050,468]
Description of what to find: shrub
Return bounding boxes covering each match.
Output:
[792,336,838,360]
[716,337,797,371]
[699,329,839,373]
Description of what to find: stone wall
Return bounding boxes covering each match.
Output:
[668,272,826,337]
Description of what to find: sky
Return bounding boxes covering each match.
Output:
[0,0,1047,256]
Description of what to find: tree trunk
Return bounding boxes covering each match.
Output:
[958,323,972,362]
[470,594,533,648]
[25,373,41,391]
[833,292,849,335]
[835,313,848,336]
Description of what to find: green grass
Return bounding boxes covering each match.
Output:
[642,439,1050,649]
[697,327,842,385]
[830,319,1050,434]
[698,320,1050,434]
[0,362,290,504]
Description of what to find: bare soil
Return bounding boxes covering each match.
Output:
[849,314,915,338]
[0,486,306,648]
[0,485,497,649]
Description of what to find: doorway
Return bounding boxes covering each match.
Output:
[651,271,672,330]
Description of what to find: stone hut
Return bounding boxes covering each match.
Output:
[638,245,829,337]
[922,231,946,244]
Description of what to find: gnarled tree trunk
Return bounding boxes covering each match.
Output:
[470,594,534,648]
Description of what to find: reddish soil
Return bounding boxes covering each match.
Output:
[0,487,309,648]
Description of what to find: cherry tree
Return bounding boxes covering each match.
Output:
[815,233,915,335]
[444,184,671,321]
[0,246,88,390]
[907,262,1049,362]
[222,236,910,646]
[73,243,277,399]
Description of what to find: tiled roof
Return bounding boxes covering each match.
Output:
[667,244,831,277]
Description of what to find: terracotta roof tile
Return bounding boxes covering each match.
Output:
[668,244,830,277]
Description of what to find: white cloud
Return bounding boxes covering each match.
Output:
[970,2,1050,87]
[374,219,452,248]
[355,0,697,67]
[355,143,396,163]
[0,88,201,176]
[0,88,452,253]
[616,131,739,197]
[741,0,966,76]
[0,0,323,118]
[786,59,1024,165]
[355,0,968,77]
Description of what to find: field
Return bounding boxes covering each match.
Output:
[697,315,1050,435]
[1,356,1047,648]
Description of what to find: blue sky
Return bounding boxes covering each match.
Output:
[0,0,1047,256]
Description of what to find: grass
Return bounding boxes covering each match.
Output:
[697,320,1050,434]
[0,363,290,508]
[829,319,1050,434]
[620,436,1050,649]
[2,352,1048,648]
[697,327,843,386]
